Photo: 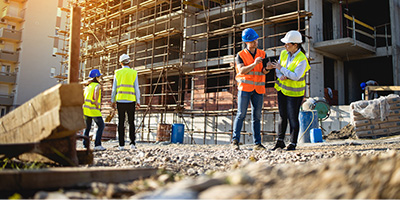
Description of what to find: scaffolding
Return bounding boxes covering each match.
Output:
[56,0,312,144]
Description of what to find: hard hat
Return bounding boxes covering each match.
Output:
[281,30,303,44]
[360,82,366,90]
[242,28,259,42]
[89,69,102,78]
[119,54,131,63]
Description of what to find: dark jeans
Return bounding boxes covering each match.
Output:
[117,102,136,146]
[83,116,105,147]
[277,91,303,144]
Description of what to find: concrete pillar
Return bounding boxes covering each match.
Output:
[306,0,324,98]
[334,60,345,104]
[390,0,400,86]
[332,2,341,39]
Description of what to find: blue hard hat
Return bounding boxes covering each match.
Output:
[89,69,102,78]
[360,82,366,90]
[242,28,259,42]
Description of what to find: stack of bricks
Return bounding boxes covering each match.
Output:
[351,94,400,138]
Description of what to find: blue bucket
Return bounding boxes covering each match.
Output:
[171,123,184,144]
[310,128,323,143]
[298,110,318,143]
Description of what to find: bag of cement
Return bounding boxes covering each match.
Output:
[350,95,390,125]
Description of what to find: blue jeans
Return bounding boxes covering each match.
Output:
[83,116,105,147]
[232,90,264,144]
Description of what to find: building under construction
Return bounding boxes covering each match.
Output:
[55,0,400,144]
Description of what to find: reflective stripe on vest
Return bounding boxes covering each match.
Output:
[115,67,137,102]
[235,49,266,94]
[274,50,310,97]
[83,82,102,117]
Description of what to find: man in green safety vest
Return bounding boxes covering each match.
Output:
[111,54,141,150]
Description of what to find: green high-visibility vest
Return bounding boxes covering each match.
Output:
[274,50,310,97]
[115,67,137,102]
[83,82,102,117]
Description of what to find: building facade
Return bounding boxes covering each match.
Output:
[0,0,62,117]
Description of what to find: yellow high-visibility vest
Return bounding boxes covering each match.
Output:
[115,67,137,102]
[83,82,102,117]
[274,50,310,97]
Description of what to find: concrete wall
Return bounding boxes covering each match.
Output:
[14,0,61,106]
[306,0,325,98]
[390,0,400,86]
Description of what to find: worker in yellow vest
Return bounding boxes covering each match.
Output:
[271,30,310,151]
[232,28,273,150]
[111,54,141,150]
[83,69,106,151]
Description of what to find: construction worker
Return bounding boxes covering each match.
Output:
[271,30,310,151]
[361,80,379,100]
[83,69,106,151]
[111,54,141,150]
[232,28,273,150]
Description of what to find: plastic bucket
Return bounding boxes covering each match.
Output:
[157,124,171,142]
[310,128,323,143]
[171,123,184,144]
[298,110,318,143]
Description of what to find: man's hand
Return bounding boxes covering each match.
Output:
[112,102,116,109]
[254,57,263,65]
[266,61,274,70]
[136,103,140,109]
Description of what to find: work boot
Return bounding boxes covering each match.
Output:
[286,143,296,151]
[232,139,240,150]
[271,140,286,150]
[253,143,266,150]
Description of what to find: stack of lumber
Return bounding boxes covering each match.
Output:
[0,83,87,165]
[350,94,400,138]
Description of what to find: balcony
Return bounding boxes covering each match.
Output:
[0,94,13,106]
[313,14,391,61]
[0,72,16,84]
[0,28,21,42]
[1,6,25,23]
[0,50,19,62]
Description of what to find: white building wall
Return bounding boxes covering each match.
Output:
[14,0,61,106]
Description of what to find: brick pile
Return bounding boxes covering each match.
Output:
[351,94,400,138]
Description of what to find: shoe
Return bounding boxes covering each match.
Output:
[130,144,137,150]
[118,146,125,151]
[271,140,286,150]
[93,146,106,151]
[253,143,266,150]
[232,139,240,150]
[286,143,296,151]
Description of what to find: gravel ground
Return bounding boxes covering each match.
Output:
[10,135,400,199]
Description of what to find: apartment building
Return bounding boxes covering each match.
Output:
[0,0,63,116]
[58,0,400,144]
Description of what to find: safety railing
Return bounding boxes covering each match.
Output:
[344,13,391,49]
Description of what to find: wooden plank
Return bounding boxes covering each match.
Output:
[0,167,157,191]
[367,86,400,91]
[0,83,85,144]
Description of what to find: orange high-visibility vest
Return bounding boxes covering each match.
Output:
[235,49,266,94]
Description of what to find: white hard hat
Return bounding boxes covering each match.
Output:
[281,30,303,44]
[119,54,131,63]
